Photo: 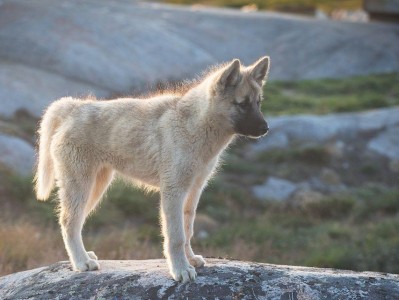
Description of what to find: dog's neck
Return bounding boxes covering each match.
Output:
[177,81,235,160]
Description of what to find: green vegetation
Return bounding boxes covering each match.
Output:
[196,188,399,273]
[263,73,399,115]
[162,0,362,14]
[258,146,330,165]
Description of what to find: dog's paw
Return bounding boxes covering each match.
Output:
[171,265,197,283]
[188,255,206,268]
[75,258,100,271]
[87,251,98,260]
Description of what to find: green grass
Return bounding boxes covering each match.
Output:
[162,0,362,14]
[197,189,399,273]
[262,73,399,115]
[258,146,330,165]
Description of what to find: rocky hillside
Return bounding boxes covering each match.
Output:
[1,0,399,118]
[1,259,398,299]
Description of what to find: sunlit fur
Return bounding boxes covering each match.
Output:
[34,56,270,282]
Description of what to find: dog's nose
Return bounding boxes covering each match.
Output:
[259,123,269,135]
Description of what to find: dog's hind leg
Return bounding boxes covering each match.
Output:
[84,167,114,260]
[57,164,99,272]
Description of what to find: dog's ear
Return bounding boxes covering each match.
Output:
[249,56,270,86]
[217,59,241,88]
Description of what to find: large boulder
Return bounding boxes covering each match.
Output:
[1,0,399,117]
[368,126,399,160]
[252,107,399,154]
[1,259,398,299]
[0,134,35,176]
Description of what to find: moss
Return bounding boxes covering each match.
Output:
[258,146,330,165]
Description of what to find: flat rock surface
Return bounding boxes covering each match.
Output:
[1,0,399,117]
[1,259,398,299]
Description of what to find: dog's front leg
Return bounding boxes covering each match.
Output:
[184,183,206,268]
[160,185,197,283]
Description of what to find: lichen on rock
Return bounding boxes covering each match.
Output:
[1,259,398,299]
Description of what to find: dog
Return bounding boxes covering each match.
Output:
[35,56,270,282]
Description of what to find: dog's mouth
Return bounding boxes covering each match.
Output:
[236,123,269,139]
[243,130,269,139]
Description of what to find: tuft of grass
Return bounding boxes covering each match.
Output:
[258,145,330,165]
[302,195,356,219]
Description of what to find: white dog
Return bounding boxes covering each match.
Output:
[35,56,270,282]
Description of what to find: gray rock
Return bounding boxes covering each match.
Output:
[308,177,347,194]
[252,107,399,153]
[1,0,399,117]
[1,259,398,300]
[0,134,34,176]
[252,177,297,201]
[368,126,399,160]
[0,62,109,118]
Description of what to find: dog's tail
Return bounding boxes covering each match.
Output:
[34,97,73,200]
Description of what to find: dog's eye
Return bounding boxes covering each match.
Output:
[234,98,250,109]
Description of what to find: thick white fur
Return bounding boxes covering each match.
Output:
[35,57,270,282]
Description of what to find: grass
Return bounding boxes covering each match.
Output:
[262,73,399,115]
[258,145,330,165]
[195,190,399,273]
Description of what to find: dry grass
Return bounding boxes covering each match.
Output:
[0,222,64,275]
[0,221,162,276]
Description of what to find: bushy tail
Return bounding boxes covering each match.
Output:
[34,97,77,201]
[34,108,60,201]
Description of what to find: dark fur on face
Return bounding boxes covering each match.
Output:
[232,94,268,138]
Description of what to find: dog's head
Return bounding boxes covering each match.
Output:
[211,56,270,138]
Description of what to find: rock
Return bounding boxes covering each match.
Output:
[1,0,399,117]
[0,62,109,118]
[0,134,35,176]
[1,259,398,299]
[252,177,297,201]
[368,126,399,160]
[308,177,347,194]
[251,133,289,153]
[365,0,399,22]
[252,107,399,153]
